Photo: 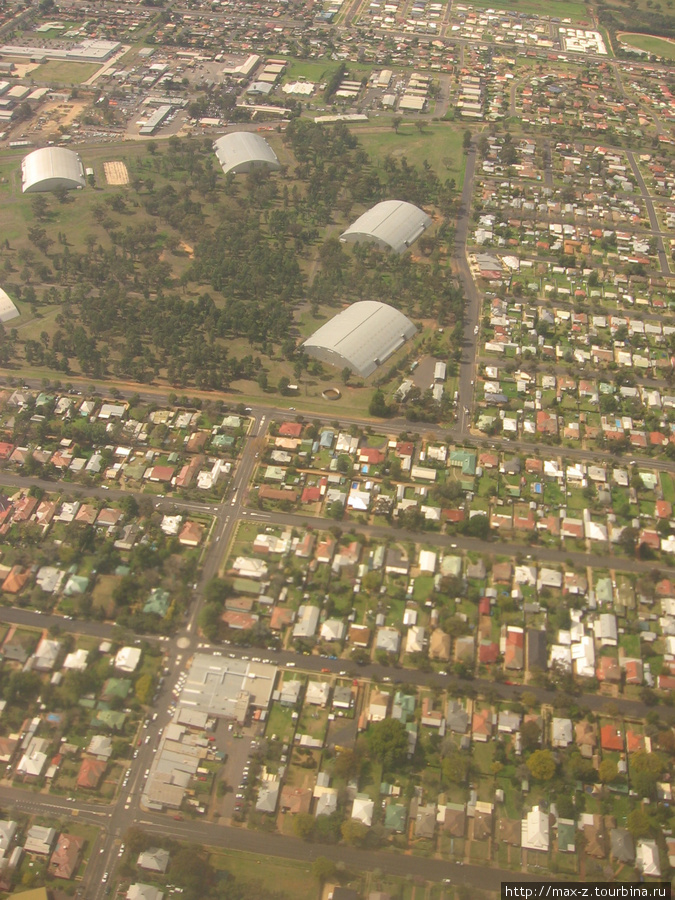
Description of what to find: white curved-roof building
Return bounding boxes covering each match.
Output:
[340,200,431,254]
[21,147,86,193]
[213,132,281,176]
[0,288,19,324]
[302,301,416,378]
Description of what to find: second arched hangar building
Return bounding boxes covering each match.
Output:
[302,300,416,379]
[213,131,281,176]
[340,200,431,254]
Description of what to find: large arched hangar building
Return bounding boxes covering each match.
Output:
[21,147,86,193]
[0,288,19,324]
[302,300,417,379]
[340,200,431,254]
[213,132,281,176]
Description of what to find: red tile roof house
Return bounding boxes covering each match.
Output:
[301,485,323,503]
[656,500,673,520]
[504,628,524,669]
[479,641,499,664]
[76,757,106,790]
[278,422,303,438]
[639,529,661,551]
[624,659,643,685]
[359,447,386,465]
[146,465,175,483]
[626,730,645,753]
[597,656,621,683]
[472,708,492,742]
[179,521,204,547]
[49,833,84,880]
[600,725,624,752]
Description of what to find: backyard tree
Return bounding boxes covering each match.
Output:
[526,749,556,781]
[367,719,408,769]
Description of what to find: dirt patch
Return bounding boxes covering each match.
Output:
[11,62,40,78]
[180,240,194,257]
[104,160,130,185]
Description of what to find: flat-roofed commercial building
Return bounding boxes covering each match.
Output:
[177,654,277,723]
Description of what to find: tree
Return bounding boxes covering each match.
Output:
[369,389,390,418]
[334,747,362,779]
[520,719,541,751]
[526,749,556,781]
[292,813,315,840]
[619,526,638,556]
[341,819,368,846]
[598,758,619,783]
[367,718,408,769]
[442,749,470,784]
[278,376,291,395]
[135,673,153,705]
[626,808,651,839]
[312,857,338,883]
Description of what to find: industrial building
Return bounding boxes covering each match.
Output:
[0,39,121,63]
[302,300,417,378]
[213,131,281,176]
[0,288,19,323]
[139,105,172,135]
[340,199,431,253]
[21,147,86,194]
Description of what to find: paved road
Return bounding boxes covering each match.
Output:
[625,149,672,277]
[7,376,675,476]
[454,141,480,436]
[239,506,675,577]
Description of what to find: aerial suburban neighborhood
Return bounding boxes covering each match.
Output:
[1,0,675,897]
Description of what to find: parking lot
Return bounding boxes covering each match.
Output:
[216,722,264,820]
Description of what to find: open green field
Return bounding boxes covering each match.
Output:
[359,123,467,187]
[452,0,591,20]
[210,848,318,900]
[619,33,675,59]
[30,60,100,84]
[284,59,343,84]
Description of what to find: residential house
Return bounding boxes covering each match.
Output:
[521,807,549,852]
[49,834,84,880]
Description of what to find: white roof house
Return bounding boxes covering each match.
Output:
[213,132,280,176]
[320,619,346,642]
[0,820,17,853]
[551,717,573,748]
[292,605,320,639]
[521,806,549,851]
[114,646,141,673]
[376,626,401,654]
[405,625,425,654]
[0,288,19,323]
[340,200,431,253]
[24,824,57,855]
[636,840,661,877]
[21,147,86,193]
[127,885,165,900]
[418,550,437,573]
[63,648,89,671]
[351,795,375,826]
[303,301,416,378]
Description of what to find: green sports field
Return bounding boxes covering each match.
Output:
[619,33,675,60]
